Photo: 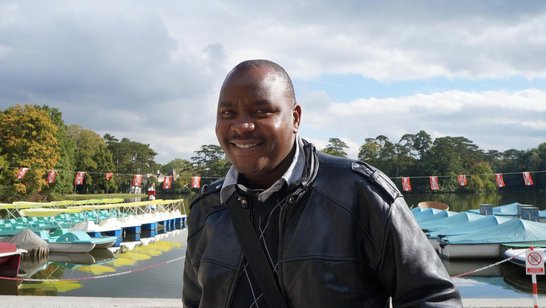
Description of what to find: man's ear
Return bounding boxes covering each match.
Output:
[292,104,301,133]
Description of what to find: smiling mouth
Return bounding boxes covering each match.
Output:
[233,143,259,149]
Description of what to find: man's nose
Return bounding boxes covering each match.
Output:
[232,118,255,134]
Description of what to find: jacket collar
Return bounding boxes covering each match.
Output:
[220,136,318,204]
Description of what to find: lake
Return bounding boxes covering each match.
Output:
[3,190,546,299]
[1,229,186,298]
[407,190,546,298]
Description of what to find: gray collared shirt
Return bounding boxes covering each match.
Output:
[220,135,305,203]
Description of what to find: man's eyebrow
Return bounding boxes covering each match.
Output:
[254,99,273,106]
[218,101,233,107]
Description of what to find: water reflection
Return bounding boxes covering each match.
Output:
[501,262,546,294]
[444,258,546,297]
[3,229,185,296]
[443,259,501,277]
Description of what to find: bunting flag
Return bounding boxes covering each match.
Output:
[495,173,505,188]
[105,172,113,181]
[132,174,143,187]
[457,174,468,187]
[429,176,440,191]
[16,167,29,180]
[47,170,56,184]
[163,175,173,190]
[523,171,534,186]
[191,176,201,189]
[401,177,412,192]
[74,171,85,186]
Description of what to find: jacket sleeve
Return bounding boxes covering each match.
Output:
[376,197,463,307]
[182,223,202,308]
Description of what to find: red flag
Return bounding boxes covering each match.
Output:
[132,174,143,187]
[16,167,29,180]
[495,173,505,188]
[429,176,440,191]
[401,177,412,192]
[523,172,534,186]
[74,171,85,185]
[191,176,201,189]
[457,174,468,187]
[105,172,113,181]
[163,175,173,190]
[47,170,56,184]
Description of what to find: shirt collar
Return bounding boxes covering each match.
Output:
[220,135,305,203]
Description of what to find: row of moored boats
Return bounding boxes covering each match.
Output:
[414,201,546,262]
[0,198,187,278]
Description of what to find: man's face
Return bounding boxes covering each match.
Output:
[215,67,301,183]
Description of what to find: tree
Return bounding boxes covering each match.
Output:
[358,138,381,163]
[419,136,488,192]
[466,161,497,193]
[36,105,76,198]
[191,145,230,179]
[414,130,432,159]
[321,138,349,157]
[107,136,159,192]
[358,136,396,175]
[160,158,197,192]
[67,125,116,193]
[0,105,60,201]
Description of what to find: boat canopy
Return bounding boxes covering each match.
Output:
[415,210,457,224]
[442,218,546,244]
[420,211,484,232]
[17,199,183,217]
[430,215,511,239]
[467,202,522,216]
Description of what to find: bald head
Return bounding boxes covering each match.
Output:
[223,59,296,106]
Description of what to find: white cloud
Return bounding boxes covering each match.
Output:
[300,89,546,158]
[1,1,546,163]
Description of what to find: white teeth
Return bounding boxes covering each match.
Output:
[235,143,258,149]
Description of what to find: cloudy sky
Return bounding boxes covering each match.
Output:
[1,1,546,163]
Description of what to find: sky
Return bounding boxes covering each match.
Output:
[1,0,546,163]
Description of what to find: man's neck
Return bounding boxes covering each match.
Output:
[241,144,297,189]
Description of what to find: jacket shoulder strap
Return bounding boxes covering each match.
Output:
[351,161,402,203]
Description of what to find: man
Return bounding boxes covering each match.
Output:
[183,59,462,307]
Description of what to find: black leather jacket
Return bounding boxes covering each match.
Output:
[183,142,462,307]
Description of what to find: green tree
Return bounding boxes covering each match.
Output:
[106,136,159,192]
[0,105,60,201]
[414,130,432,159]
[36,105,75,198]
[466,161,497,193]
[191,145,230,179]
[67,125,116,193]
[419,136,487,192]
[321,138,349,157]
[358,136,396,175]
[358,138,381,163]
[160,158,197,193]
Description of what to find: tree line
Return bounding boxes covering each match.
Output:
[1,104,544,202]
[323,133,546,193]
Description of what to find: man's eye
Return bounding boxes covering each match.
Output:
[256,110,273,116]
[221,110,235,117]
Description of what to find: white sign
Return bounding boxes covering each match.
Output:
[526,249,545,275]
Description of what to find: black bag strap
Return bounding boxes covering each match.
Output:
[227,195,288,308]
